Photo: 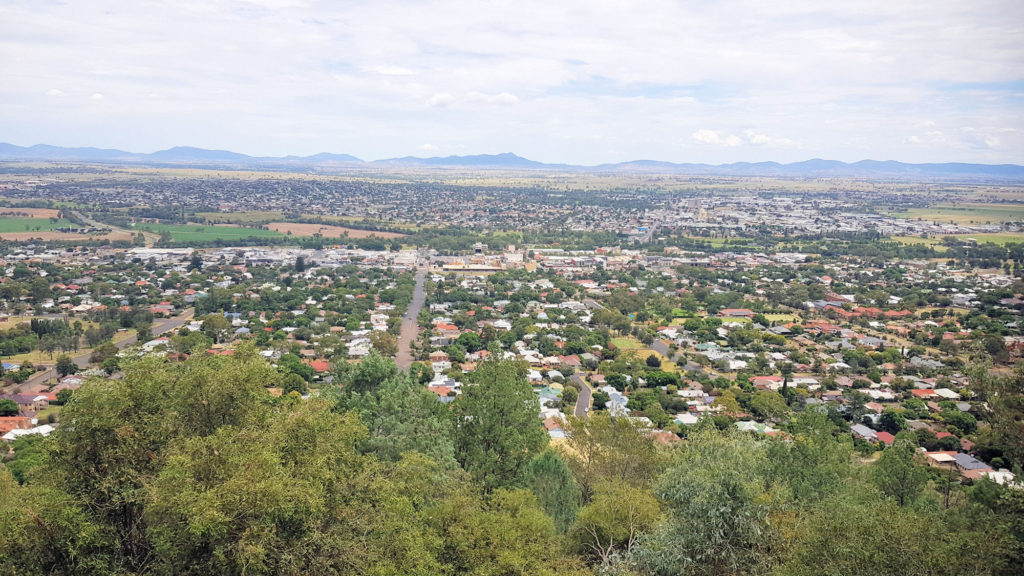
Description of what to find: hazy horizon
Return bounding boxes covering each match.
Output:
[2,1,1022,165]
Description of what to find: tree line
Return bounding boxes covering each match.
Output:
[1,348,1022,575]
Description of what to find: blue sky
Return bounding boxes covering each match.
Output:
[1,0,1022,164]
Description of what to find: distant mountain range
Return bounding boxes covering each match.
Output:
[1,142,1022,180]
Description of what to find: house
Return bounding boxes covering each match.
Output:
[2,423,55,441]
[851,424,877,441]
[953,453,993,479]
[751,375,784,391]
[875,431,896,446]
[864,402,886,414]
[543,417,566,439]
[675,412,700,426]
[305,359,330,373]
[0,394,48,414]
[719,308,754,318]
[0,416,32,435]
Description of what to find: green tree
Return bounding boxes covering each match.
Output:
[942,410,977,435]
[134,321,152,343]
[456,331,483,353]
[89,340,120,364]
[523,449,580,533]
[561,412,662,502]
[879,408,907,434]
[0,398,19,416]
[749,390,789,421]
[369,330,398,356]
[871,439,927,506]
[55,355,77,377]
[335,366,457,468]
[570,481,660,565]
[561,386,579,408]
[39,345,282,573]
[333,351,399,394]
[634,428,772,576]
[453,360,548,490]
[278,353,315,382]
[170,330,213,355]
[768,410,853,502]
[282,372,308,395]
[53,388,74,406]
[781,494,1012,576]
[200,314,231,344]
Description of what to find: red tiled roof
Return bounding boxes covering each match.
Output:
[0,416,32,434]
[305,360,329,373]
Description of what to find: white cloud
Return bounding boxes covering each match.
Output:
[362,65,416,76]
[744,130,793,146]
[90,93,105,100]
[425,92,457,108]
[692,129,742,147]
[426,91,519,108]
[417,143,438,151]
[45,88,65,97]
[0,0,1021,163]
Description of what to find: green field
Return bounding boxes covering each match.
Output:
[0,217,76,233]
[133,223,286,242]
[890,203,1024,225]
[890,233,1024,247]
[611,336,645,350]
[763,313,799,323]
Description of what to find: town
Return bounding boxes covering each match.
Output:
[1,165,1023,574]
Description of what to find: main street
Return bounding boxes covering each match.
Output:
[395,265,427,371]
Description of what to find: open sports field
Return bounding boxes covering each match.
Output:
[892,203,1024,225]
[133,223,286,242]
[267,222,405,239]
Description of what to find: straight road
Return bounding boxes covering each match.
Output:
[571,373,594,417]
[395,267,427,371]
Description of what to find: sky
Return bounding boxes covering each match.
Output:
[1,0,1023,165]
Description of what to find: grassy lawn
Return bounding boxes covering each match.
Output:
[132,223,286,242]
[644,351,680,373]
[620,349,681,374]
[2,326,135,366]
[763,313,799,323]
[611,336,645,350]
[719,316,752,324]
[36,405,61,422]
[0,217,77,233]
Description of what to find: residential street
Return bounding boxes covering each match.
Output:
[14,308,195,395]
